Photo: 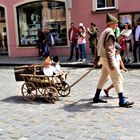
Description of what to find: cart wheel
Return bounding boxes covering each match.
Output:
[58,83,71,97]
[21,82,37,101]
[44,86,58,103]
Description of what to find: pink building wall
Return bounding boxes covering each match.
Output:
[71,0,140,33]
[0,0,140,57]
[119,0,140,12]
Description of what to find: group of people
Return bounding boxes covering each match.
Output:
[114,18,140,64]
[67,22,99,62]
[36,28,54,60]
[68,14,140,64]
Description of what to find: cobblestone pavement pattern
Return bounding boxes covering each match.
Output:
[0,66,140,140]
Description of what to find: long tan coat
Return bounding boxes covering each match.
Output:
[96,27,123,93]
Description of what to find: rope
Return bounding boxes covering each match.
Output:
[69,68,94,88]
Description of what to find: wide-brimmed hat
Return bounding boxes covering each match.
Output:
[79,23,84,27]
[106,13,118,25]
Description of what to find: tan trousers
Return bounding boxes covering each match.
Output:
[97,58,123,93]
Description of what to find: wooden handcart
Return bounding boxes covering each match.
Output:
[14,64,71,103]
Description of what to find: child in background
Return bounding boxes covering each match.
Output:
[104,46,128,97]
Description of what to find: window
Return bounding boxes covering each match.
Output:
[119,13,140,30]
[16,1,67,47]
[97,0,115,9]
[0,7,6,34]
[0,7,5,20]
[119,14,132,28]
[92,0,117,11]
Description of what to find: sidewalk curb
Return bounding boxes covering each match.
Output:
[0,62,140,68]
[124,63,140,69]
[0,55,140,68]
[60,63,93,68]
[0,62,93,68]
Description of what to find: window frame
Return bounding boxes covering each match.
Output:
[92,0,117,11]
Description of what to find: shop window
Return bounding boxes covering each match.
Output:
[92,0,117,11]
[0,7,5,21]
[119,13,140,30]
[16,1,67,47]
[0,7,6,34]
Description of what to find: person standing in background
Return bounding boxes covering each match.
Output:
[132,17,140,63]
[120,23,133,63]
[77,26,87,62]
[87,22,99,61]
[0,34,4,51]
[79,23,86,32]
[114,24,120,42]
[4,35,8,51]
[37,29,45,58]
[42,28,52,59]
[67,23,79,61]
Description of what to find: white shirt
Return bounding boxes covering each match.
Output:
[121,29,132,41]
[43,65,56,76]
[115,54,121,69]
[135,25,140,41]
[54,63,63,74]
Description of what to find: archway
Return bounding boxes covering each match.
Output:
[0,6,7,55]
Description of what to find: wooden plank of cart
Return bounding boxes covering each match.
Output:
[14,64,71,103]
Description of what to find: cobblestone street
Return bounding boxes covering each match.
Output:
[0,66,140,140]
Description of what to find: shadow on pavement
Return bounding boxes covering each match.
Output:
[62,97,119,112]
[0,95,55,104]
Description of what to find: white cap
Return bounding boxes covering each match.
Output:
[79,23,83,26]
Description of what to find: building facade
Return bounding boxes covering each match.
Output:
[0,0,140,57]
